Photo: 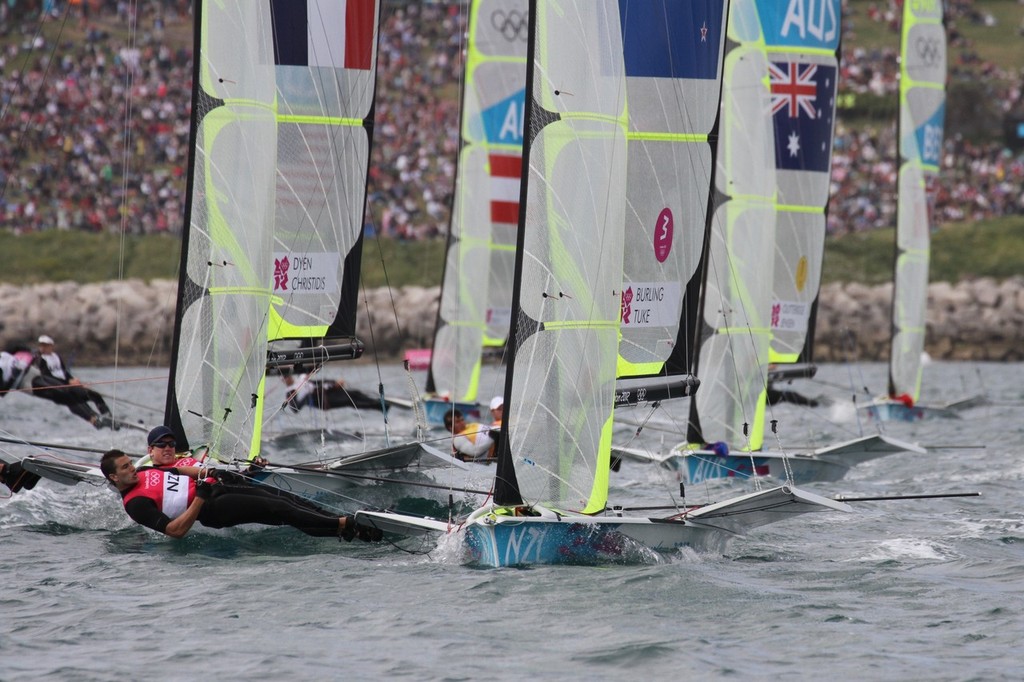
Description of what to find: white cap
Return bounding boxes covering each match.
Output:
[489,396,504,411]
[38,335,55,345]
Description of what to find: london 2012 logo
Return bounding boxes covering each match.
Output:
[273,256,289,291]
[491,9,527,43]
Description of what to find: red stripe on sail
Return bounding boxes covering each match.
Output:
[345,0,376,70]
[490,153,521,225]
[489,153,521,179]
[491,201,520,224]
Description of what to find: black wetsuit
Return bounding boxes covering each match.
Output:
[0,461,41,493]
[32,352,112,424]
[122,468,341,537]
[284,381,384,412]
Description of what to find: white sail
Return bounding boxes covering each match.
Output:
[690,0,777,451]
[617,0,727,388]
[428,0,526,403]
[502,0,627,513]
[890,0,945,402]
[761,0,840,363]
[170,0,379,459]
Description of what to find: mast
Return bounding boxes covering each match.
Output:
[889,0,946,402]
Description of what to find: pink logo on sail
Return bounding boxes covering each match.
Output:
[653,208,673,262]
[620,286,633,324]
[274,257,290,291]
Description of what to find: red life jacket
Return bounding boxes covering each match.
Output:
[122,468,194,519]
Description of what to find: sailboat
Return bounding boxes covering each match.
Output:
[419,0,528,426]
[623,0,923,485]
[860,0,978,422]
[17,0,380,493]
[357,0,850,567]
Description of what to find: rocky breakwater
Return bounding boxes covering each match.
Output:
[2,277,1022,365]
[814,276,1024,361]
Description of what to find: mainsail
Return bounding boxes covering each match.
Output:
[687,0,778,451]
[425,0,527,403]
[890,0,946,403]
[494,0,628,512]
[763,0,839,371]
[615,0,727,406]
[167,0,379,459]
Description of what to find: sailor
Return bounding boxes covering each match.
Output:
[0,460,42,494]
[100,447,382,541]
[145,425,266,475]
[0,350,29,395]
[766,383,819,407]
[443,408,495,461]
[281,372,384,412]
[487,395,504,452]
[31,335,115,429]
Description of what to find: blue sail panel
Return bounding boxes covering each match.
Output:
[755,0,840,51]
[617,0,725,80]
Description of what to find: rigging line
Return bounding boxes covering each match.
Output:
[111,0,141,389]
[249,461,493,497]
[1,374,169,398]
[0,433,141,458]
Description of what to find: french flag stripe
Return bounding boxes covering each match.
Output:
[271,0,375,71]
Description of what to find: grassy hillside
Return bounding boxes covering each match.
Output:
[3,216,1022,287]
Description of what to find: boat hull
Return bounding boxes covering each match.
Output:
[357,486,851,567]
[666,435,924,485]
[862,401,959,422]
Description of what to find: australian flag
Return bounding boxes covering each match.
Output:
[769,60,836,172]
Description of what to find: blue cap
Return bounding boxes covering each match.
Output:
[147,425,175,446]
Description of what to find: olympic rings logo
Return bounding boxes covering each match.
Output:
[491,9,528,43]
[915,36,942,67]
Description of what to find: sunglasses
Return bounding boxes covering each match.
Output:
[151,440,176,449]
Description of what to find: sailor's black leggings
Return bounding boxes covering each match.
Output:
[198,484,339,537]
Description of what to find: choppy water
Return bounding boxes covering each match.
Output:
[2,361,1023,680]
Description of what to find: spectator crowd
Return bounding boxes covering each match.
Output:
[1,0,1022,239]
